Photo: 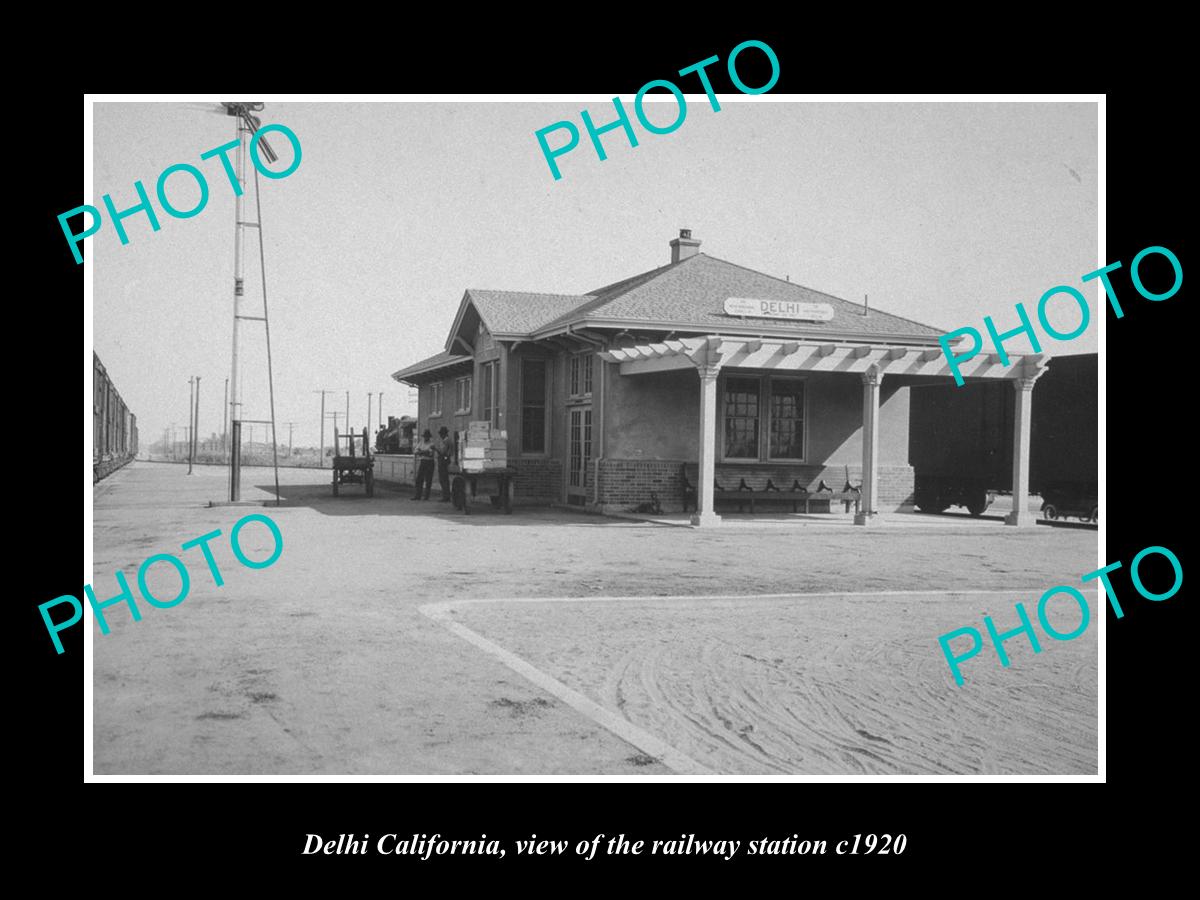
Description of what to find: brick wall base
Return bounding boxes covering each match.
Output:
[508,458,562,505]
[596,459,915,514]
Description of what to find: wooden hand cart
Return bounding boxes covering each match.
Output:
[332,426,375,497]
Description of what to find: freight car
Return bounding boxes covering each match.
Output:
[909,353,1097,518]
[93,352,138,482]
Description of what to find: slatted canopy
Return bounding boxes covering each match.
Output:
[598,335,1047,381]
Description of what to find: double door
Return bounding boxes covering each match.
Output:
[565,406,592,505]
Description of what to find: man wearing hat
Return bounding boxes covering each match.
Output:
[412,429,436,500]
[436,426,454,502]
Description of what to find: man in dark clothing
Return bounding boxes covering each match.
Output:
[413,429,436,500]
[436,426,454,502]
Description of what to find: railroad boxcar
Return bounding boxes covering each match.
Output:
[93,352,138,482]
[909,353,1097,517]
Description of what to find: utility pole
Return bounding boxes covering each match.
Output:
[325,412,342,459]
[314,390,334,468]
[283,421,297,455]
[188,377,195,474]
[367,392,374,436]
[345,390,350,431]
[193,376,201,473]
[378,392,383,429]
[223,377,229,463]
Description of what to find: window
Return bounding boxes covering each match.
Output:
[429,382,443,416]
[480,361,499,427]
[769,379,804,458]
[722,375,806,461]
[455,376,472,414]
[569,353,593,398]
[521,359,547,454]
[724,378,760,459]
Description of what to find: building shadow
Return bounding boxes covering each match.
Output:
[250,482,651,527]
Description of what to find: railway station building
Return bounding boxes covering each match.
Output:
[391,230,1047,526]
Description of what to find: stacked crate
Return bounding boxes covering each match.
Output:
[459,421,508,472]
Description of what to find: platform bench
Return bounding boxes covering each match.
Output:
[681,464,861,516]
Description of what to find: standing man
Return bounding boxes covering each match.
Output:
[436,426,454,502]
[413,429,436,500]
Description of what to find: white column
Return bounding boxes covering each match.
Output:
[854,365,882,526]
[691,365,722,527]
[1005,374,1038,527]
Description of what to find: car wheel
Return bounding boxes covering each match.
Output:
[1042,504,1058,520]
[1089,505,1098,524]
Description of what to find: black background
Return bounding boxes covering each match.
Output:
[24,24,1187,885]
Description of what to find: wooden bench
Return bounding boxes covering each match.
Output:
[682,464,861,515]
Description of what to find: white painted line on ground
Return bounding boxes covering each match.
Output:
[421,589,1054,777]
[420,602,715,775]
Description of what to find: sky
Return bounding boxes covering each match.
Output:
[91,99,1098,450]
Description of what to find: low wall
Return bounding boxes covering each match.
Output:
[373,453,415,487]
[595,458,915,514]
[373,455,562,506]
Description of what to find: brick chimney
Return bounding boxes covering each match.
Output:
[669,228,701,264]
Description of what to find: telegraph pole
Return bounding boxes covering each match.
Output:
[367,392,374,436]
[325,412,342,459]
[283,421,297,455]
[314,390,334,468]
[193,376,201,472]
[223,377,229,463]
[345,390,350,431]
[378,392,383,429]
[188,377,195,474]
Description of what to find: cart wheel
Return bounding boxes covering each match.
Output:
[1089,505,1098,524]
[1042,504,1057,520]
[365,470,375,497]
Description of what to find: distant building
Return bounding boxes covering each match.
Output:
[393,231,1045,525]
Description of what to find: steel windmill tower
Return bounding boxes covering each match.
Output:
[220,102,281,503]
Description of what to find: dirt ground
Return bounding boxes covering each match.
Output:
[91,462,1098,775]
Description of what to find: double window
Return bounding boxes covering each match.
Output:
[569,352,593,399]
[722,375,806,461]
[521,359,548,454]
[455,376,472,414]
[480,361,499,428]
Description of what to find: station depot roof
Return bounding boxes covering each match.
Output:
[393,253,949,384]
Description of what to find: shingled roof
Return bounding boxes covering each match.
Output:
[409,246,947,382]
[464,289,592,336]
[392,350,472,383]
[535,254,943,340]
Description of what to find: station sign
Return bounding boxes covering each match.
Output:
[723,297,835,322]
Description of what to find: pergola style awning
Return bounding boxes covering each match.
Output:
[599,334,1047,529]
[598,335,1047,382]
